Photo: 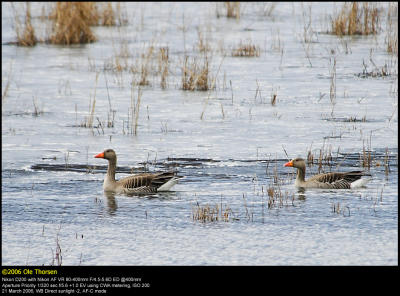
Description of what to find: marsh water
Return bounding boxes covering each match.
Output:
[2,2,398,265]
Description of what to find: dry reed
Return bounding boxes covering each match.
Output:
[80,73,99,130]
[261,2,276,17]
[11,2,127,46]
[267,185,294,209]
[329,55,336,116]
[192,202,231,223]
[100,3,116,26]
[200,55,225,119]
[305,141,337,173]
[51,225,63,266]
[332,202,350,216]
[2,62,13,101]
[49,2,97,45]
[385,2,398,55]
[128,85,143,135]
[32,97,43,117]
[11,2,37,46]
[225,2,240,19]
[361,133,372,170]
[138,46,154,86]
[271,92,277,106]
[181,55,211,91]
[158,47,169,89]
[384,147,390,176]
[331,2,379,36]
[231,40,260,57]
[196,29,211,53]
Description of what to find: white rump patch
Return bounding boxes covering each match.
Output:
[158,177,180,191]
[350,177,371,189]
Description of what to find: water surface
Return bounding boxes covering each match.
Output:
[2,2,398,265]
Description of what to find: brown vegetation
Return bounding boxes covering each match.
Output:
[332,2,379,36]
[49,2,97,45]
[12,3,37,46]
[385,2,398,55]
[182,55,211,91]
[267,185,294,209]
[138,45,154,86]
[192,202,232,222]
[100,3,116,26]
[231,40,260,57]
[158,47,169,89]
[12,2,127,46]
[225,2,240,19]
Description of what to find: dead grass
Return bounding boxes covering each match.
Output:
[50,2,126,27]
[305,141,336,173]
[32,97,44,117]
[216,2,240,19]
[100,3,116,26]
[344,116,367,122]
[11,2,37,46]
[103,39,132,74]
[80,73,99,131]
[332,202,350,216]
[261,2,276,17]
[200,55,226,119]
[158,47,169,89]
[181,55,211,91]
[11,2,128,46]
[361,132,373,170]
[138,45,154,86]
[2,62,13,102]
[50,225,63,266]
[225,2,240,19]
[192,202,232,223]
[196,29,211,54]
[49,2,97,45]
[384,147,390,176]
[357,54,396,78]
[385,2,398,55]
[271,88,278,106]
[266,185,295,209]
[331,2,379,36]
[329,55,336,116]
[231,40,260,57]
[128,85,143,135]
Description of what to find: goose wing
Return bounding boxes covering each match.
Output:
[148,171,179,188]
[118,173,155,189]
[118,171,179,190]
[308,171,366,189]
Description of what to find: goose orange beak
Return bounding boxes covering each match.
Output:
[94,152,104,158]
[284,160,293,167]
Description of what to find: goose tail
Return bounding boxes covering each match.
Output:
[350,177,371,189]
[157,176,182,191]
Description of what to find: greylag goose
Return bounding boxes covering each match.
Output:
[95,149,181,194]
[284,158,370,189]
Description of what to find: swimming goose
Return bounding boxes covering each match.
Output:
[94,149,181,194]
[284,158,370,189]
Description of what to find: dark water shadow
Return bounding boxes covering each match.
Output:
[103,191,118,215]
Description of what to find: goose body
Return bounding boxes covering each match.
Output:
[95,149,181,194]
[284,158,370,189]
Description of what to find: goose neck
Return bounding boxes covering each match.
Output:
[296,166,306,183]
[107,158,117,181]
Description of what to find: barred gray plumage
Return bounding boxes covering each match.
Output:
[95,149,182,194]
[284,158,370,189]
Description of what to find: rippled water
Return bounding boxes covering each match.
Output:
[2,2,398,265]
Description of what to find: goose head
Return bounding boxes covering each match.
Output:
[94,149,117,161]
[284,158,306,169]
